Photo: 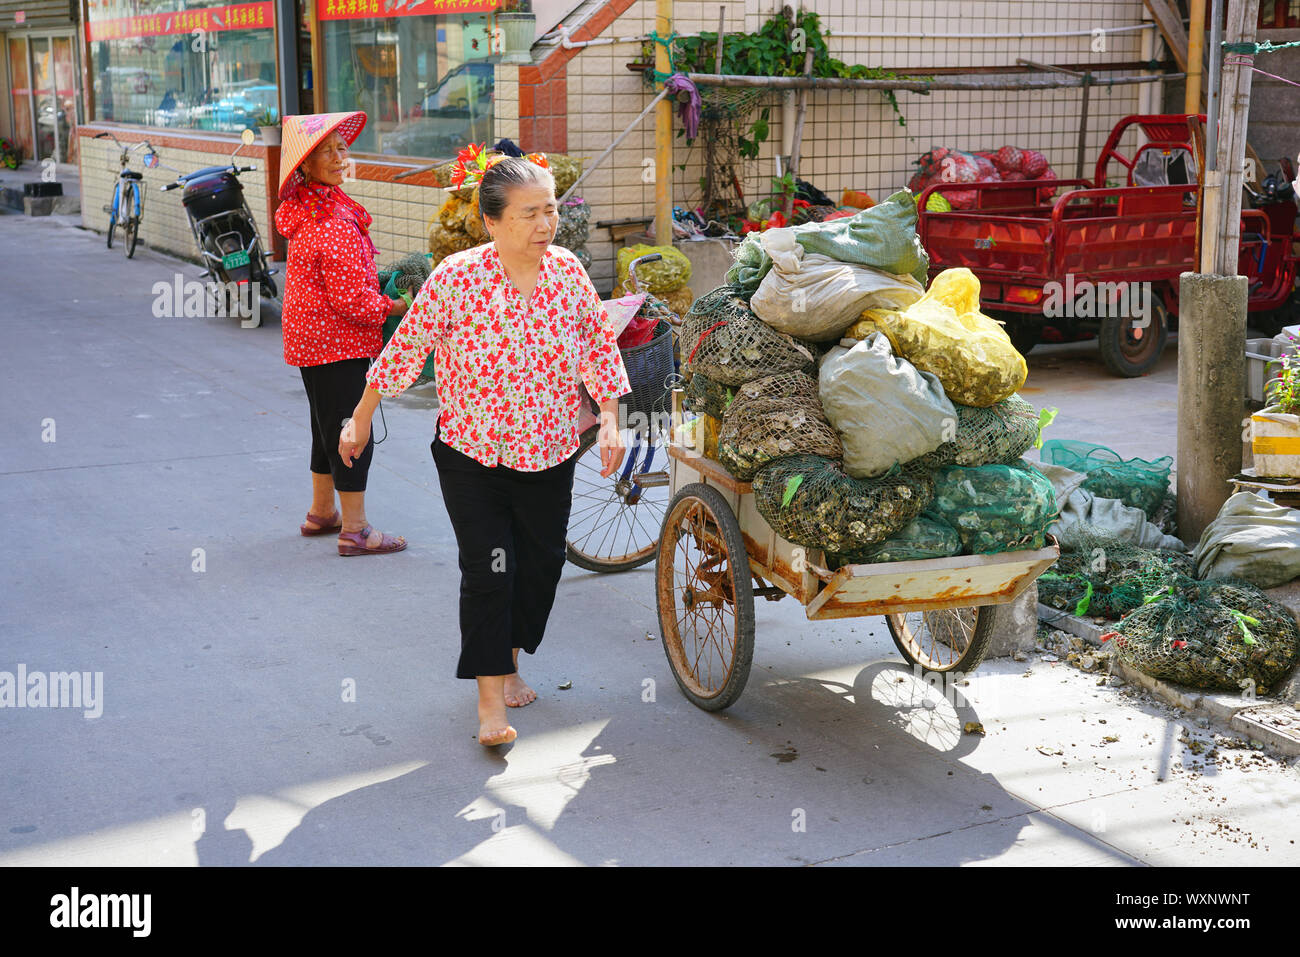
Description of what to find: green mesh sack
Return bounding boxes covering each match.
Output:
[717,372,843,481]
[726,189,931,293]
[1040,439,1172,520]
[1109,576,1300,693]
[829,512,961,567]
[752,455,935,553]
[915,394,1043,468]
[381,251,432,297]
[1037,524,1195,620]
[930,461,1059,554]
[681,285,817,386]
[683,371,736,420]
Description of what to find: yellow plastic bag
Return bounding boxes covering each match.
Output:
[847,268,1027,407]
[617,243,692,295]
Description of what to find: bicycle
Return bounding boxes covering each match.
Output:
[566,253,684,573]
[94,131,159,259]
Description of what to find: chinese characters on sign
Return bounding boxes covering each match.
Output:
[318,0,498,21]
[85,2,275,42]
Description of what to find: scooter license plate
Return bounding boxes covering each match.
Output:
[222,250,250,270]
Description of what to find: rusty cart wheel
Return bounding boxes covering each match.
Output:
[656,483,755,710]
[886,605,997,675]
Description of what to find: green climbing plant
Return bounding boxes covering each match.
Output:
[657,7,928,150]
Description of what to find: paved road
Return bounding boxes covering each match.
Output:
[2,213,1296,866]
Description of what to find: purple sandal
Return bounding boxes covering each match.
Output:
[338,525,408,556]
[301,510,342,536]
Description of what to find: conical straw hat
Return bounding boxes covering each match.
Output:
[278,111,367,200]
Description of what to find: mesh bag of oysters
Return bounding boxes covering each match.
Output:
[1107,575,1300,693]
[751,454,935,554]
[680,285,817,386]
[1037,524,1194,620]
[717,372,843,481]
[914,394,1044,469]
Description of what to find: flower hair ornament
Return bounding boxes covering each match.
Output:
[450,142,549,189]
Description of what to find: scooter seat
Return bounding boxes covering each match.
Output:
[180,165,233,182]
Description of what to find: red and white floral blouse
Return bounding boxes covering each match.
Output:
[367,242,631,472]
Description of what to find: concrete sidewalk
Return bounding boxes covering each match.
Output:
[2,212,1297,867]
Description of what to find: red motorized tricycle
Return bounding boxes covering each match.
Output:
[917,114,1300,377]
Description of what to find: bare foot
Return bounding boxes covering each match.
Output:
[504,673,537,708]
[477,696,517,747]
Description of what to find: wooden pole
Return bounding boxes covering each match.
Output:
[782,50,814,220]
[683,70,1176,92]
[309,0,325,113]
[714,5,725,74]
[654,0,673,245]
[1208,0,1260,275]
[1186,0,1207,113]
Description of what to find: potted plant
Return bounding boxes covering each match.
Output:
[495,0,535,63]
[1252,339,1300,478]
[254,108,280,146]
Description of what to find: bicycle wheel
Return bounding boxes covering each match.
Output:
[106,188,117,249]
[123,183,140,259]
[886,605,996,675]
[566,423,670,573]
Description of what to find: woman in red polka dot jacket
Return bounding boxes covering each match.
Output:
[275,111,409,556]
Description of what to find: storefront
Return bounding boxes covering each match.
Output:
[2,0,86,165]
[72,0,518,263]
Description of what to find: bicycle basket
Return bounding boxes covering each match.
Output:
[619,320,674,420]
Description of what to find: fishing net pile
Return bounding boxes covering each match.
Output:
[676,200,1055,565]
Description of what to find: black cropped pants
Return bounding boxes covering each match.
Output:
[300,357,374,493]
[431,430,578,679]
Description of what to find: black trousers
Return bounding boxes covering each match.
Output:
[300,357,374,493]
[431,431,578,679]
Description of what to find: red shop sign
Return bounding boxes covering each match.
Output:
[86,1,274,42]
[318,0,499,21]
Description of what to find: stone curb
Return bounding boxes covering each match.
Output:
[1038,604,1300,759]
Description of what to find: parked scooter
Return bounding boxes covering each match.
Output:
[160,128,278,300]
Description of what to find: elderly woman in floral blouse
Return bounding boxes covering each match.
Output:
[339,150,630,747]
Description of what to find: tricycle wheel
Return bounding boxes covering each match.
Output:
[656,483,755,710]
[886,605,996,675]
[1098,299,1168,377]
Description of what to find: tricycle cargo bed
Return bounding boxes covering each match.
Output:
[668,446,1058,619]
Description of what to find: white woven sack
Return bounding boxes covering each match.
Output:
[750,228,923,342]
[819,332,956,478]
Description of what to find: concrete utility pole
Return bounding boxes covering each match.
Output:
[1177,0,1259,542]
[654,0,674,245]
